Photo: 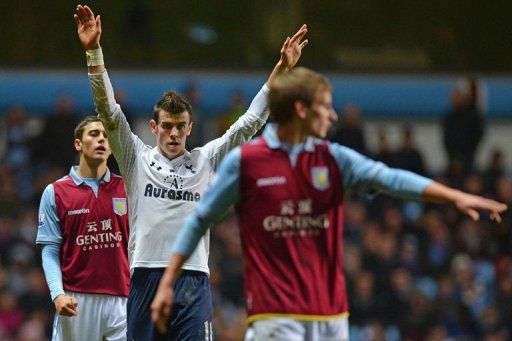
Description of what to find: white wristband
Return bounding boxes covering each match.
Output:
[86,48,104,67]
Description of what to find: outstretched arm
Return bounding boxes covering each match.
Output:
[330,143,508,223]
[202,25,309,167]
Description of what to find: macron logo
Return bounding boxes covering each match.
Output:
[256,176,287,187]
[68,208,90,216]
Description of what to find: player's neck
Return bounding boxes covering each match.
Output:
[276,122,308,146]
[77,159,108,179]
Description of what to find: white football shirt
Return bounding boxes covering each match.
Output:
[88,71,269,273]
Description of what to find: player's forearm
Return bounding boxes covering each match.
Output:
[88,64,105,74]
[171,215,211,257]
[161,254,187,287]
[41,244,65,301]
[88,70,118,119]
[266,60,289,87]
[422,181,462,204]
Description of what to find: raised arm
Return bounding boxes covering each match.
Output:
[74,5,104,74]
[74,4,145,179]
[266,24,308,87]
[202,25,309,168]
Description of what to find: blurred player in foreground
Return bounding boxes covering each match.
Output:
[37,116,129,341]
[151,67,507,340]
[74,4,308,339]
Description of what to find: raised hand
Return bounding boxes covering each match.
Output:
[54,294,78,317]
[73,4,101,50]
[280,24,309,70]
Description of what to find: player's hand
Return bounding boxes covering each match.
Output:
[279,24,308,70]
[453,191,507,222]
[54,294,78,317]
[74,4,101,50]
[151,280,175,334]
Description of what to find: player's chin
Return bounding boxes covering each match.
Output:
[165,145,183,157]
[312,130,328,139]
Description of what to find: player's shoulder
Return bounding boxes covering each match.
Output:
[52,175,72,188]
[110,173,126,185]
[54,175,70,183]
[241,135,266,150]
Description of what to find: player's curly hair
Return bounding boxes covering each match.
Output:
[153,91,193,123]
[268,67,331,124]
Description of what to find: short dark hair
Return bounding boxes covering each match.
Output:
[153,91,193,123]
[74,116,103,140]
[268,67,331,124]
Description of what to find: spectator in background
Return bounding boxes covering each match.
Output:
[482,149,506,195]
[395,125,426,176]
[0,290,25,337]
[374,130,396,167]
[1,106,36,199]
[443,77,485,176]
[217,90,246,136]
[33,95,78,170]
[329,103,367,155]
[183,82,206,149]
[2,106,31,170]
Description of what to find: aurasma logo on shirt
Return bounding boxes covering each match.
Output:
[143,183,201,202]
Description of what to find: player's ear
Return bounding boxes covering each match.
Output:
[187,121,193,136]
[150,119,158,135]
[294,100,307,119]
[74,138,82,152]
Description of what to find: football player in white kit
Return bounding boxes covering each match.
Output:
[74,4,309,339]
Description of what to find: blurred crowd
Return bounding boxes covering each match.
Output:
[0,80,510,340]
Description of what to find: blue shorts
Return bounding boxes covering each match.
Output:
[127,268,213,341]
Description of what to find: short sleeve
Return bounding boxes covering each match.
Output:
[36,184,62,245]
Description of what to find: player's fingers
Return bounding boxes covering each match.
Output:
[151,300,165,320]
[283,37,290,47]
[281,37,290,53]
[290,25,307,43]
[96,15,101,31]
[151,308,168,334]
[70,297,78,308]
[490,211,502,223]
[156,316,168,334]
[60,305,78,317]
[465,208,480,221]
[73,14,82,27]
[84,5,95,20]
[291,24,307,38]
[75,6,84,23]
[78,6,88,24]
[77,5,85,19]
[162,302,172,318]
[299,39,309,49]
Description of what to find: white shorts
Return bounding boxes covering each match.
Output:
[244,317,349,341]
[52,291,127,341]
